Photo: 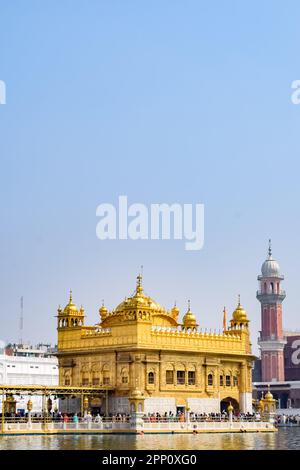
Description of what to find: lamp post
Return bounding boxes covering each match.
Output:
[1,391,5,434]
[83,396,89,417]
[27,399,33,429]
[47,398,52,414]
[227,402,234,427]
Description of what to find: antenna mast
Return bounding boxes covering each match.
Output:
[19,296,23,345]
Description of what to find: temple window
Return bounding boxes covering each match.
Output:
[207,374,213,386]
[148,372,155,384]
[226,375,231,386]
[177,370,185,385]
[65,378,70,386]
[92,378,100,386]
[82,378,89,386]
[166,370,174,384]
[122,376,128,384]
[188,371,195,385]
[219,375,224,386]
[103,376,110,385]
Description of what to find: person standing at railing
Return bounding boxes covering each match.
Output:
[73,414,78,424]
[94,414,102,424]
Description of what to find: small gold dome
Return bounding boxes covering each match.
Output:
[130,388,143,398]
[182,301,198,328]
[231,297,248,322]
[99,302,108,320]
[171,303,179,319]
[265,389,274,401]
[63,290,78,314]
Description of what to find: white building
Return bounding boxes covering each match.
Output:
[0,342,59,413]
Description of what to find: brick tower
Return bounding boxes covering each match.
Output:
[257,240,286,382]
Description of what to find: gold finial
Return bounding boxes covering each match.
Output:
[238,294,241,306]
[136,272,143,295]
[268,238,272,257]
[171,301,179,319]
[101,299,104,307]
[188,299,191,311]
[69,289,73,303]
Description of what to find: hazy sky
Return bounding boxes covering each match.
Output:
[1,1,300,353]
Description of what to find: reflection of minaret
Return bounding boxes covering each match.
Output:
[256,240,286,382]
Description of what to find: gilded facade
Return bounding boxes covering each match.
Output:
[56,275,255,415]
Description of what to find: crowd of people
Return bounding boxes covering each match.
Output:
[3,409,300,426]
[143,411,262,422]
[275,414,300,426]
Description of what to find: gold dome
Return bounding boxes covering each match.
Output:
[231,297,249,323]
[100,274,178,328]
[63,290,78,314]
[114,274,164,313]
[265,389,274,401]
[182,301,198,328]
[99,302,108,320]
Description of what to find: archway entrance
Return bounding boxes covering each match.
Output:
[220,397,239,413]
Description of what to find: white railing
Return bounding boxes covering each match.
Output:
[142,420,273,431]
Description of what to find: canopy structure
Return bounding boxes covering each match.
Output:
[0,384,114,395]
[0,384,115,422]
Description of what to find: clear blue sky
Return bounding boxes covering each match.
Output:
[1,1,300,352]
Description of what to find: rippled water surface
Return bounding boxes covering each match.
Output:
[0,428,299,450]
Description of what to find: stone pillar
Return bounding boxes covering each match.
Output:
[239,362,253,413]
[129,388,145,433]
[129,412,144,432]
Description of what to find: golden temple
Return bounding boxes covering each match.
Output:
[57,275,255,415]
